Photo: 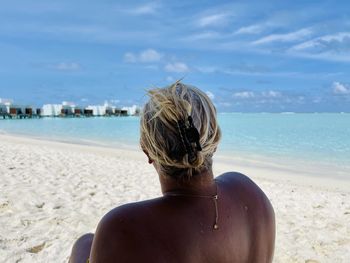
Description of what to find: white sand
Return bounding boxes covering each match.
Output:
[0,134,349,263]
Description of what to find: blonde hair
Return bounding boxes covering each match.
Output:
[140,81,221,179]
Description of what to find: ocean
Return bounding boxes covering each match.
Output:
[1,113,349,176]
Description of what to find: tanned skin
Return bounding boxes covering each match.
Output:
[69,165,275,263]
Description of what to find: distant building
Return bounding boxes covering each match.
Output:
[1,98,140,118]
[41,101,78,116]
[42,104,63,116]
[83,108,93,116]
[104,101,114,116]
[74,106,84,116]
[0,103,7,114]
[9,104,34,115]
[0,98,13,114]
[122,105,141,116]
[86,102,115,116]
[24,106,34,115]
[61,101,76,116]
[85,105,103,116]
[0,98,13,104]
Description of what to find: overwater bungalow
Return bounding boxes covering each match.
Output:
[60,108,71,117]
[9,105,23,118]
[85,104,110,116]
[122,105,140,116]
[0,103,7,112]
[25,107,33,116]
[74,107,84,117]
[85,105,100,116]
[83,108,94,117]
[0,103,8,119]
[0,99,11,118]
[7,105,34,118]
[0,99,40,119]
[42,104,63,117]
[114,108,122,116]
[105,106,114,116]
[60,102,75,117]
[1,98,139,119]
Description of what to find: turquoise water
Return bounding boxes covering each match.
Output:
[219,113,350,167]
[0,116,141,148]
[1,113,349,171]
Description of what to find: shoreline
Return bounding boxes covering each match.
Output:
[1,113,350,175]
[1,133,349,191]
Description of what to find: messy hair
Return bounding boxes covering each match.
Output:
[140,81,221,179]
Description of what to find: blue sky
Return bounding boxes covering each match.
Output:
[0,0,350,112]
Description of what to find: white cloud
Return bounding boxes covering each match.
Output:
[288,51,350,63]
[296,96,305,104]
[332,81,350,94]
[0,98,13,104]
[123,52,137,63]
[205,91,215,100]
[182,31,221,41]
[123,49,162,63]
[262,90,281,98]
[164,62,189,73]
[127,2,160,15]
[252,28,312,45]
[219,102,232,107]
[139,49,162,62]
[234,25,263,35]
[197,12,230,27]
[233,91,255,99]
[110,99,120,104]
[290,32,350,52]
[196,66,218,73]
[51,62,81,71]
[144,65,158,70]
[166,76,174,82]
[312,97,322,103]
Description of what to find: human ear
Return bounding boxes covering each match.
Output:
[142,149,153,164]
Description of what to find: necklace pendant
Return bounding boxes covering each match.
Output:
[213,224,218,230]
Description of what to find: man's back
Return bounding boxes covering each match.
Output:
[89,172,275,263]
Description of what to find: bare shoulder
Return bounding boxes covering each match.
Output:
[217,172,275,262]
[89,199,162,263]
[217,171,274,218]
[217,172,271,202]
[216,171,261,189]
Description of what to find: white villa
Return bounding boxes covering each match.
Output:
[0,103,5,113]
[42,101,76,116]
[42,104,63,116]
[85,105,105,116]
[0,98,13,114]
[1,97,140,118]
[86,102,114,116]
[61,101,75,115]
[0,98,35,116]
[78,103,140,116]
[122,105,140,116]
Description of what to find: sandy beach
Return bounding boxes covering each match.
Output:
[0,134,349,263]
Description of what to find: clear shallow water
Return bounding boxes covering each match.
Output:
[0,117,141,149]
[1,113,349,172]
[219,113,350,168]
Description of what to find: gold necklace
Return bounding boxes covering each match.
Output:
[164,182,219,230]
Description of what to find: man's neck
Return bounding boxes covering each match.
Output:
[159,168,216,196]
